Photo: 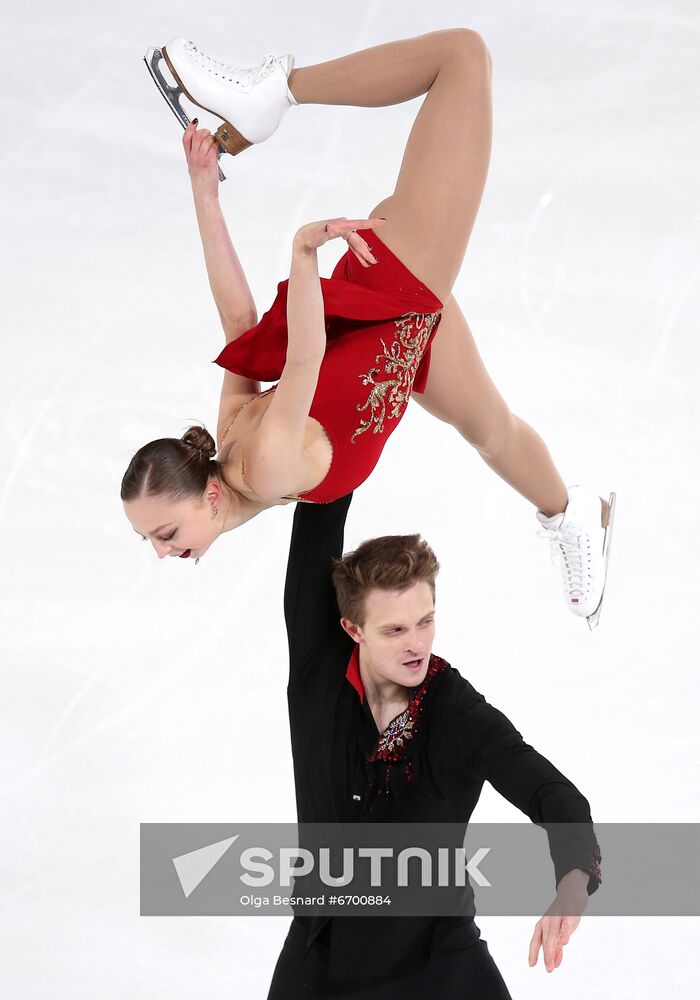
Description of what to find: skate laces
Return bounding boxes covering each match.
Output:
[186,43,278,86]
[537,522,590,598]
[250,54,278,83]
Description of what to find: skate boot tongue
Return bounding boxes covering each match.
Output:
[535,510,565,529]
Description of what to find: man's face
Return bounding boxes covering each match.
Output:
[343,581,436,688]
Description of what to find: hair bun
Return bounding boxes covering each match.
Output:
[181,425,217,460]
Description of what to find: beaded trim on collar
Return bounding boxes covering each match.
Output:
[366,654,448,766]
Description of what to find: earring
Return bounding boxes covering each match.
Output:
[211,507,218,519]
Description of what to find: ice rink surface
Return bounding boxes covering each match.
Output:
[1,0,699,995]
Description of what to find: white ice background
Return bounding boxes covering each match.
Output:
[0,0,698,996]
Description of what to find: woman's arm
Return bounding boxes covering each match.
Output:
[183,124,261,441]
[246,218,384,498]
[184,123,258,340]
[242,236,327,498]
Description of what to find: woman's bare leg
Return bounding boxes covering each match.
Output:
[415,296,569,515]
[290,31,574,518]
[289,29,492,302]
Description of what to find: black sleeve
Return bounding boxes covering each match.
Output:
[284,493,354,688]
[461,690,602,894]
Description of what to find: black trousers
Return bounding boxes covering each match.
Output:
[266,922,512,1000]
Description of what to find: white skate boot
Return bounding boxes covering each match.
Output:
[145,39,297,158]
[536,486,617,630]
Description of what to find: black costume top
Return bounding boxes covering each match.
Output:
[284,493,600,986]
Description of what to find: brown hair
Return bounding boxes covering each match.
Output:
[332,534,440,627]
[120,425,220,502]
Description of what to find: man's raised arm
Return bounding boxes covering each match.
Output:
[284,493,353,686]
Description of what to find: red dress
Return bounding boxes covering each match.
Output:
[214,229,443,503]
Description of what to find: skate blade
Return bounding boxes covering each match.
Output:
[143,47,227,181]
[161,46,253,158]
[586,491,617,631]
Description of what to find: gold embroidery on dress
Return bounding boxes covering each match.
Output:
[352,311,441,444]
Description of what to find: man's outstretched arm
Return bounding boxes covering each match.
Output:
[454,690,601,891]
[459,692,600,973]
[284,493,354,687]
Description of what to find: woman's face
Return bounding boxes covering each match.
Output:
[124,486,224,561]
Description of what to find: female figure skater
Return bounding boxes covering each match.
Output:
[124,30,615,626]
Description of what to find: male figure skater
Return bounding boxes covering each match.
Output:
[267,493,601,999]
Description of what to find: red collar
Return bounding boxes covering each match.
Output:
[345,645,365,703]
[345,648,446,706]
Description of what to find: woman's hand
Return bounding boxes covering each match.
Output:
[183,121,220,201]
[293,217,386,268]
[528,869,589,973]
